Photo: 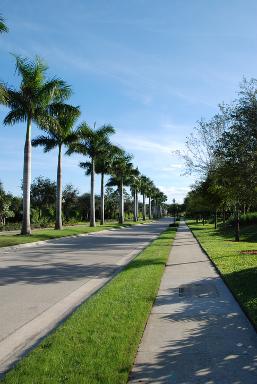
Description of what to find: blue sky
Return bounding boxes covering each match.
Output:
[1,0,257,202]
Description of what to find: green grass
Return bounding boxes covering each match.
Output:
[188,221,257,328]
[1,226,176,384]
[0,220,154,248]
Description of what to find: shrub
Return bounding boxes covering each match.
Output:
[226,212,257,227]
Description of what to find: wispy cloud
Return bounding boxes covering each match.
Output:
[114,133,183,154]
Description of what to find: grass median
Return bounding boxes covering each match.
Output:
[188,221,257,328]
[1,226,176,384]
[0,220,153,248]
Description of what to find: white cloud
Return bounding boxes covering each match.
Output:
[114,133,183,154]
[157,185,191,204]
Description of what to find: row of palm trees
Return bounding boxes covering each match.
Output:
[0,25,167,235]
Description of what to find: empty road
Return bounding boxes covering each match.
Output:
[0,219,169,374]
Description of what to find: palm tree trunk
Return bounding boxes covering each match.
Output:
[119,177,124,224]
[136,190,138,221]
[153,200,156,219]
[214,208,217,229]
[100,172,105,225]
[143,193,146,220]
[55,144,62,230]
[235,206,240,242]
[149,196,152,219]
[133,190,137,222]
[21,117,32,235]
[90,157,96,227]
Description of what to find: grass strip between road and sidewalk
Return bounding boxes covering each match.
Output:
[0,220,153,248]
[1,226,176,384]
[188,221,257,329]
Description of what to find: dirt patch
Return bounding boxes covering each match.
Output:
[240,250,257,255]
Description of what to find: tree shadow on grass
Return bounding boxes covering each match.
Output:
[193,223,257,244]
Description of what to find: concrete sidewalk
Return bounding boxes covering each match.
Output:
[0,219,169,376]
[129,222,257,384]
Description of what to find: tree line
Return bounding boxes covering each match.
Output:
[0,14,167,234]
[183,78,257,241]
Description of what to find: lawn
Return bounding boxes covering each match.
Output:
[1,226,176,384]
[188,221,257,328]
[0,220,153,248]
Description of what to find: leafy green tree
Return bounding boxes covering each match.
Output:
[30,176,56,222]
[68,122,115,227]
[104,187,119,220]
[0,182,14,226]
[0,56,71,234]
[32,103,80,229]
[62,184,79,221]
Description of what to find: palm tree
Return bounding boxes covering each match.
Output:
[107,153,135,224]
[152,187,160,219]
[96,145,124,225]
[129,169,140,222]
[140,175,150,221]
[145,179,155,219]
[0,56,71,234]
[32,103,80,230]
[77,144,123,226]
[68,122,115,227]
[152,188,167,219]
[0,14,8,33]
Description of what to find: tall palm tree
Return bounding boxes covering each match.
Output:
[152,187,160,219]
[145,179,155,219]
[96,145,124,225]
[107,153,135,224]
[0,56,71,234]
[32,103,80,230]
[140,175,150,221]
[152,188,167,219]
[68,122,115,227]
[0,14,8,33]
[77,144,123,225]
[129,169,140,222]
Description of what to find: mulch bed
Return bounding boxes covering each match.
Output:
[240,250,257,255]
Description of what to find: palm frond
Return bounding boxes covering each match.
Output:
[66,142,87,156]
[63,132,79,145]
[3,109,27,125]
[13,55,47,85]
[79,161,92,175]
[31,135,57,152]
[0,15,8,33]
[96,124,115,137]
[106,176,119,187]
[41,78,72,103]
[34,111,59,131]
[48,103,80,132]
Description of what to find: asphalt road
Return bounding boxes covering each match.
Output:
[0,219,169,374]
